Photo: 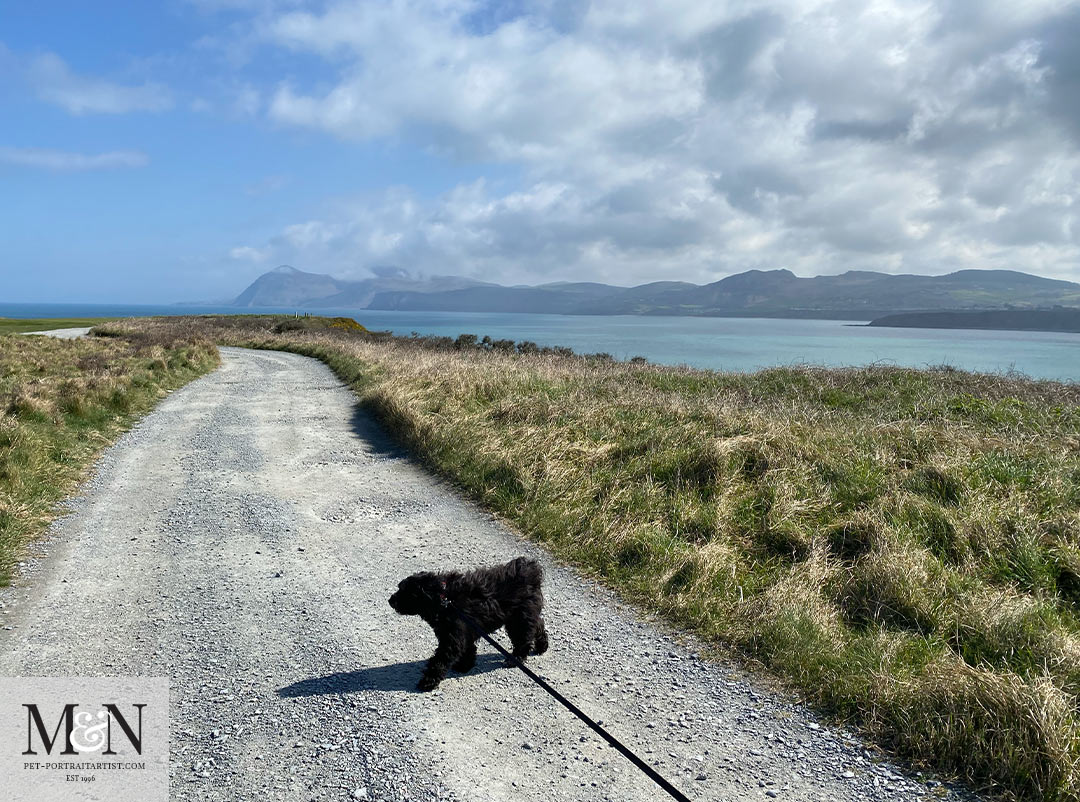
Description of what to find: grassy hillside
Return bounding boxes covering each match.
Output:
[100,315,1080,801]
[0,324,218,584]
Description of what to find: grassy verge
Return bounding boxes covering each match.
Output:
[0,317,118,334]
[0,323,218,584]
[101,315,1080,800]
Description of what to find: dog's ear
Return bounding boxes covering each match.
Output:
[411,572,444,600]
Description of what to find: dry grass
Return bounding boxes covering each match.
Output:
[0,325,218,583]
[100,315,1080,800]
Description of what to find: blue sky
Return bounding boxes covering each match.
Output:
[3,1,1080,303]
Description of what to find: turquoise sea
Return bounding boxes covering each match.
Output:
[3,302,1078,383]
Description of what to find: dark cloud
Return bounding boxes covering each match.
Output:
[813,117,911,142]
[1036,6,1080,141]
[986,205,1073,247]
[698,11,783,100]
[713,165,804,217]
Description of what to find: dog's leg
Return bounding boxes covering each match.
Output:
[418,641,459,691]
[505,617,537,663]
[452,640,477,673]
[418,621,469,691]
[531,618,549,655]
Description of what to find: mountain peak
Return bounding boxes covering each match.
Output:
[712,268,797,289]
[233,265,347,307]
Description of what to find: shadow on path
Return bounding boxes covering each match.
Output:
[348,401,414,460]
[278,653,507,697]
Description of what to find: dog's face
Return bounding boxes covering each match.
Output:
[388,572,442,616]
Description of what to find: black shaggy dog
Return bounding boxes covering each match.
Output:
[388,556,549,691]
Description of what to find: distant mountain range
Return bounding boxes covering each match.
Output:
[231,265,1080,320]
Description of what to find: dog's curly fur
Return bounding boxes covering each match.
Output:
[388,556,549,691]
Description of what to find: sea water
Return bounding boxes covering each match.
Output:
[2,302,1077,382]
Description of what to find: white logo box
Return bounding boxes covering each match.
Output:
[0,677,169,802]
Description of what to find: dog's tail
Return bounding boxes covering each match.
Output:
[508,556,543,586]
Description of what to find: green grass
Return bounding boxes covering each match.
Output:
[98,314,1080,801]
[0,317,118,334]
[0,326,218,583]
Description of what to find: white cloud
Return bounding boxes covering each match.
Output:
[263,1,704,161]
[239,0,1080,284]
[229,245,272,262]
[0,147,149,171]
[28,52,173,115]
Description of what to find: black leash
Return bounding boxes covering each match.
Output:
[439,598,693,802]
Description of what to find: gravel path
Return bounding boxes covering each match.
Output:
[18,326,92,338]
[0,347,977,802]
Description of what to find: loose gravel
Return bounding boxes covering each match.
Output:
[17,327,92,338]
[0,347,981,801]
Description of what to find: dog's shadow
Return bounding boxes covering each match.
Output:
[277,653,507,697]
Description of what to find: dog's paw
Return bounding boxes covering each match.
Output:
[452,657,475,673]
[417,675,441,692]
